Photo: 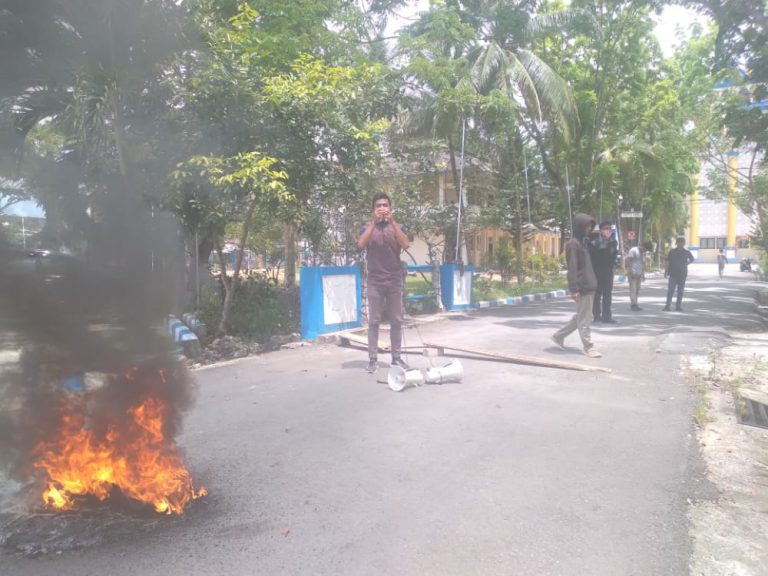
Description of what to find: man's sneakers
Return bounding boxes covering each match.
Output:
[391,357,410,370]
[366,357,410,373]
[602,318,618,324]
[663,305,671,311]
[584,347,602,358]
[675,305,683,311]
[553,334,601,358]
[630,304,642,311]
[551,334,566,350]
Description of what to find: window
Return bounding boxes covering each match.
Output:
[737,238,751,248]
[699,237,726,249]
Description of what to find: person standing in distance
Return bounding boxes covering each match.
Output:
[717,248,727,279]
[552,213,602,358]
[589,221,619,323]
[357,193,410,373]
[663,237,695,311]
[625,241,652,311]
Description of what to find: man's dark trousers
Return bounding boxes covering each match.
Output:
[666,274,687,308]
[593,272,614,321]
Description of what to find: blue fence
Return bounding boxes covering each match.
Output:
[300,266,362,340]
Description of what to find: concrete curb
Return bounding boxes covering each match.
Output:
[168,315,201,358]
[181,313,207,339]
[474,289,570,309]
[472,274,635,310]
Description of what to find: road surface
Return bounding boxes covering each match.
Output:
[1,262,763,575]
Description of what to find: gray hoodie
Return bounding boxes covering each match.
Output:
[565,213,598,294]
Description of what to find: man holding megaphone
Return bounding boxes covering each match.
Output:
[357,193,410,374]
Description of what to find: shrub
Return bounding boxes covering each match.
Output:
[197,276,299,343]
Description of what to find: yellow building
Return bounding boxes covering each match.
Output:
[688,153,758,263]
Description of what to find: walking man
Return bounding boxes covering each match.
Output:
[590,221,619,323]
[552,213,602,358]
[717,248,726,279]
[625,241,652,311]
[357,193,410,373]
[663,237,695,311]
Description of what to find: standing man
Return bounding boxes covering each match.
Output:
[663,237,695,311]
[717,248,726,279]
[357,193,410,373]
[625,241,652,311]
[589,221,619,323]
[552,213,602,358]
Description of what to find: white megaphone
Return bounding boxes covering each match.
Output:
[424,360,463,384]
[387,366,425,392]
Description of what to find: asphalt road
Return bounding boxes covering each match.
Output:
[2,263,764,576]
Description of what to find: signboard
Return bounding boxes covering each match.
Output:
[620,211,643,218]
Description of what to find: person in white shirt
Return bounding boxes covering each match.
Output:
[624,241,652,311]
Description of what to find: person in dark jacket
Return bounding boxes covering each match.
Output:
[589,221,619,323]
[552,213,602,358]
[663,237,695,311]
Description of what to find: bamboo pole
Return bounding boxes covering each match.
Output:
[420,341,611,373]
[337,333,610,373]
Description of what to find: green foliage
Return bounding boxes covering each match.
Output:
[472,273,566,303]
[474,248,564,300]
[528,252,565,284]
[168,152,290,236]
[198,276,299,343]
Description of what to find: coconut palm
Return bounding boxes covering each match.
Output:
[468,0,585,141]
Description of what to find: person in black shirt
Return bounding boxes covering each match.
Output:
[589,221,619,323]
[663,237,695,311]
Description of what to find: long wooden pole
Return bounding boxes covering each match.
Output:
[421,341,611,373]
[338,333,610,373]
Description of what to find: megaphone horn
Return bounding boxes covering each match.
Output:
[387,366,425,392]
[425,360,463,384]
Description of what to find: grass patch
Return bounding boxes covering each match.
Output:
[692,373,713,427]
[472,276,567,303]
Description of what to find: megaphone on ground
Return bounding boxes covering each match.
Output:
[387,366,425,392]
[387,360,463,392]
[425,360,463,384]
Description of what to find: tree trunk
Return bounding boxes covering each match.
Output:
[217,200,258,336]
[516,190,525,285]
[284,221,297,286]
[216,245,232,337]
[443,137,459,262]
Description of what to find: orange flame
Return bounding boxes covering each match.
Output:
[33,392,206,515]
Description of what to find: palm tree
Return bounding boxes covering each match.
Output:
[468,0,583,140]
[1,0,187,256]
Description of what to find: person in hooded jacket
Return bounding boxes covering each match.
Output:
[552,213,602,358]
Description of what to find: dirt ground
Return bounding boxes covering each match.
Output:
[687,331,768,576]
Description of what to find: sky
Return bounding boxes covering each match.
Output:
[4,200,44,218]
[653,4,711,57]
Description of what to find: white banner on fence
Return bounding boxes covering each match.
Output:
[453,270,471,306]
[322,274,358,325]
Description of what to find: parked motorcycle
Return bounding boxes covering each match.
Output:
[740,258,753,272]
